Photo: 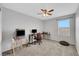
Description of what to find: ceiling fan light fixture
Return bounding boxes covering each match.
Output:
[38,9,54,16]
[43,13,51,16]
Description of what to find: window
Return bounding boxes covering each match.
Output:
[58,19,70,28]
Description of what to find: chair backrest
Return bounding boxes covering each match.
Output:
[37,33,42,40]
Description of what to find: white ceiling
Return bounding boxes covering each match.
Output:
[2,3,79,20]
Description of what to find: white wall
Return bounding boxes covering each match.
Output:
[44,15,75,45]
[44,19,58,41]
[0,4,2,55]
[76,5,79,54]
[2,7,43,52]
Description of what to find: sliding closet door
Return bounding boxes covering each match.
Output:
[57,18,71,44]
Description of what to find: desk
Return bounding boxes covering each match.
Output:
[29,34,37,44]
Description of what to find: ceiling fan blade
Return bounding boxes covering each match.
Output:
[48,9,54,12]
[41,9,45,11]
[41,9,47,12]
[47,13,52,15]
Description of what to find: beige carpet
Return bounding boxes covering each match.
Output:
[7,39,78,56]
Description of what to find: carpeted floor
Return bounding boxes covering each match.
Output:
[7,39,78,56]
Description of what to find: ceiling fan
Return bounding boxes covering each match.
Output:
[38,9,54,16]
